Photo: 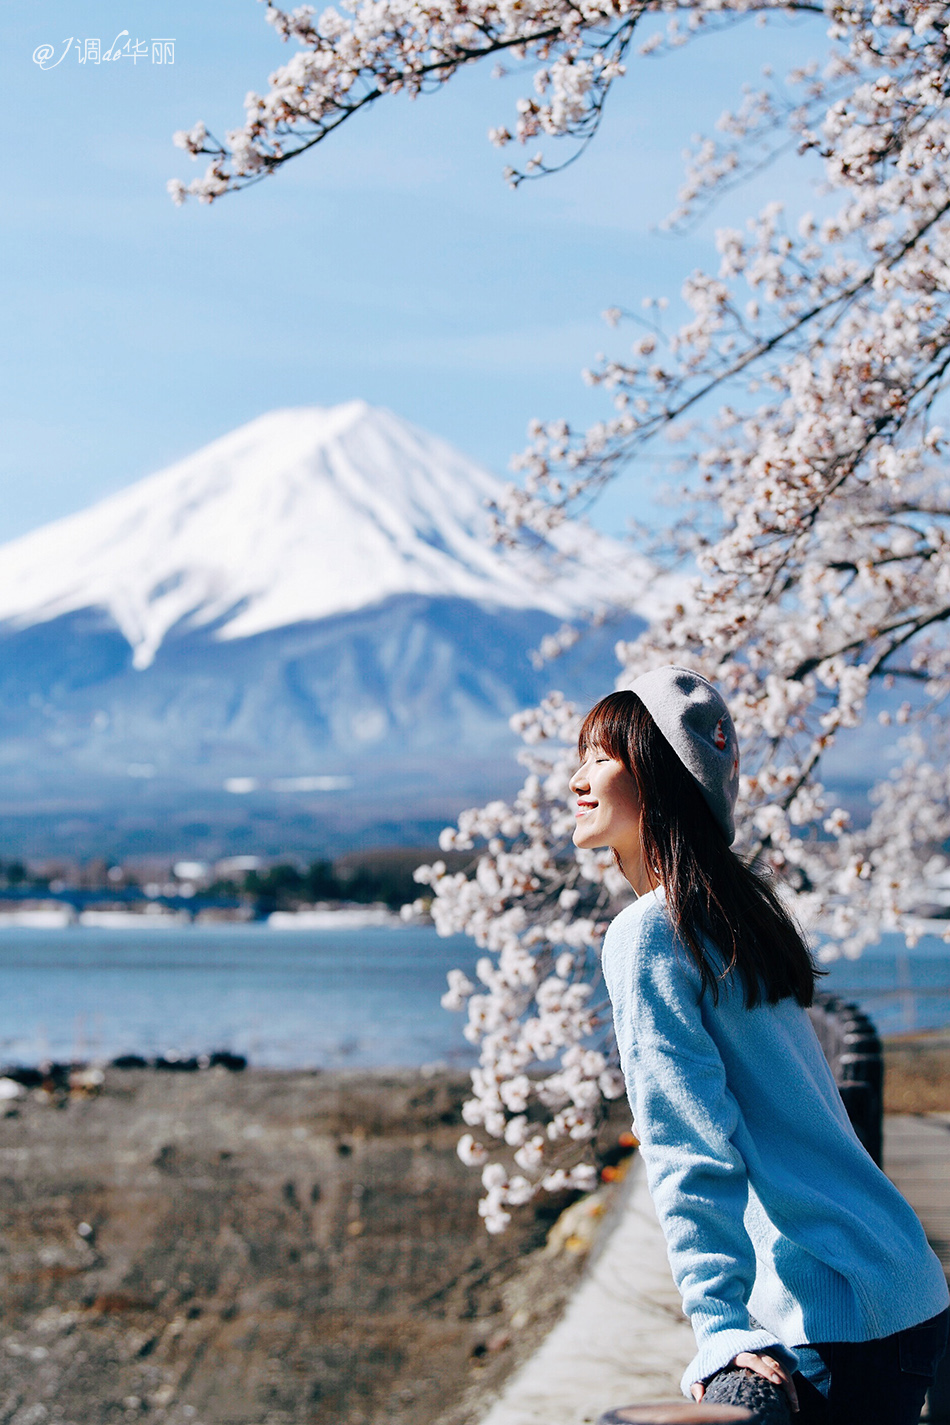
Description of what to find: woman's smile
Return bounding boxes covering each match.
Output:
[569,746,643,859]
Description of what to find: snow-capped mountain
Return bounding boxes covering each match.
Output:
[0,404,651,858]
[0,401,646,671]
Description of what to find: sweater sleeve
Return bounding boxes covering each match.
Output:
[602,903,800,1397]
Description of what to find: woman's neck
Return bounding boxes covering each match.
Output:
[616,846,658,898]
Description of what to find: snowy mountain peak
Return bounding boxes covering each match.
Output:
[0,403,648,669]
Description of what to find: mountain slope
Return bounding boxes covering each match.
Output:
[0,404,651,856]
[0,402,647,671]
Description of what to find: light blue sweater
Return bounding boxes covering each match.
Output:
[601,889,949,1398]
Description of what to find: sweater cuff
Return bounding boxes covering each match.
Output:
[681,1329,800,1399]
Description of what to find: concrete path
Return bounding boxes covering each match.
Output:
[478,1156,693,1425]
[884,1114,950,1423]
[884,1112,950,1275]
[479,1115,950,1425]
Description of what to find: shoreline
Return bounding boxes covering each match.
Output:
[0,904,406,930]
[0,1026,947,1100]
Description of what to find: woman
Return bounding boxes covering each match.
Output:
[569,667,949,1424]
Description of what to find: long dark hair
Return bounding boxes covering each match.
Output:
[578,690,820,1008]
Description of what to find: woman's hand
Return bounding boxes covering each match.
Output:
[691,1352,799,1413]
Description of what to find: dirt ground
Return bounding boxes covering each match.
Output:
[1,1035,946,1425]
[883,1029,950,1113]
[0,1069,633,1425]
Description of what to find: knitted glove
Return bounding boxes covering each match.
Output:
[702,1366,792,1423]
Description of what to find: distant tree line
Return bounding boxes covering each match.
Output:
[0,849,473,912]
[214,857,420,912]
[217,849,472,912]
[0,860,30,888]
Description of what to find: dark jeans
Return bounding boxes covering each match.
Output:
[793,1307,949,1425]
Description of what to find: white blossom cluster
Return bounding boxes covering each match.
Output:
[400,696,627,1229]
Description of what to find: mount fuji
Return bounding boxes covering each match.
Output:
[0,403,652,858]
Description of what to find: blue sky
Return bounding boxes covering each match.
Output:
[2,0,828,543]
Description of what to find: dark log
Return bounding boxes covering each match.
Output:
[599,1406,752,1423]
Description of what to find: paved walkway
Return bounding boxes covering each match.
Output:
[884,1114,950,1423]
[884,1113,950,1275]
[478,1156,693,1425]
[478,1116,950,1425]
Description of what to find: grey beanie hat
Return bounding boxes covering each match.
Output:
[629,666,739,844]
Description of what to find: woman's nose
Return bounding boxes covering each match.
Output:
[569,766,588,794]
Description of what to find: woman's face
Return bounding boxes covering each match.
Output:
[569,743,643,863]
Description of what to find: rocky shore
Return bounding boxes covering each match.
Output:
[0,1067,632,1425]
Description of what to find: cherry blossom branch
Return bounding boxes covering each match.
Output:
[169,0,833,204]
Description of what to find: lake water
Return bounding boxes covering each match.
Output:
[0,924,481,1070]
[0,923,947,1069]
[818,931,950,1036]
